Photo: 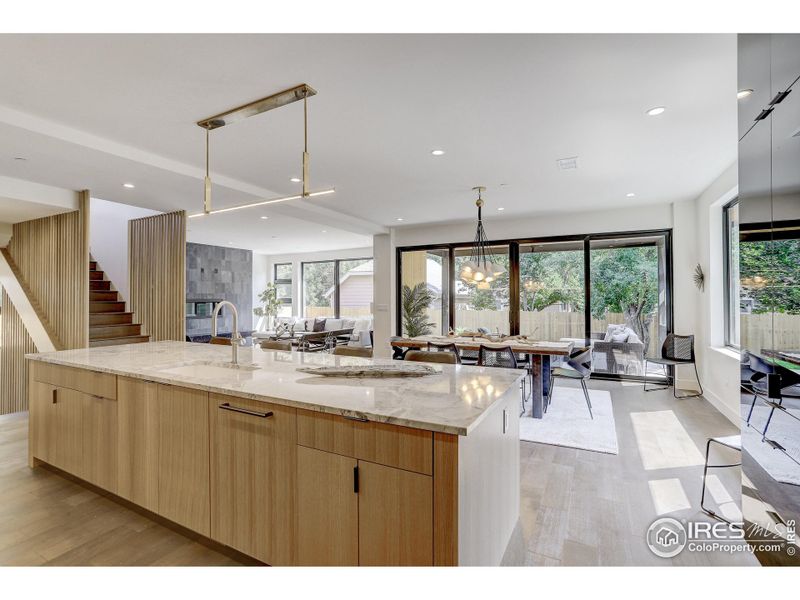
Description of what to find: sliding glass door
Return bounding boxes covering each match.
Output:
[454,245,510,335]
[518,241,585,342]
[589,235,668,376]
[398,248,449,336]
[396,229,672,380]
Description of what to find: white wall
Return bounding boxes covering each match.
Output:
[89,198,160,303]
[263,246,374,317]
[689,163,740,424]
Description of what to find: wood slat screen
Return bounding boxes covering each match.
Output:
[0,289,37,415]
[0,190,89,414]
[128,211,186,341]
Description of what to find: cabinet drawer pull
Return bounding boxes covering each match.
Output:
[218,402,273,419]
[52,389,58,404]
[353,466,359,494]
[343,414,369,423]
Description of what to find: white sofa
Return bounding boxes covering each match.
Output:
[252,316,373,347]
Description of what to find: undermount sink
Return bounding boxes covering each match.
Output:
[156,360,260,379]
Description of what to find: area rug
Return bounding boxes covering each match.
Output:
[519,387,618,454]
[743,404,800,486]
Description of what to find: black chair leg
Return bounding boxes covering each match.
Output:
[673,363,704,399]
[580,379,593,420]
[545,374,555,414]
[643,360,671,393]
[700,439,743,526]
[746,393,759,425]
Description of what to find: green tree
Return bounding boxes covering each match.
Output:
[740,239,800,314]
[302,262,335,309]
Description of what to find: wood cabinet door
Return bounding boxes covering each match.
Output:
[28,379,57,465]
[117,377,159,512]
[357,461,433,566]
[296,446,358,566]
[157,384,210,536]
[81,393,118,493]
[209,394,296,565]
[50,387,85,477]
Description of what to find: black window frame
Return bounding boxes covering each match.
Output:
[301,257,373,319]
[273,262,293,310]
[396,228,673,382]
[723,198,740,350]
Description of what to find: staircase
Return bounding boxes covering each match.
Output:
[89,258,150,347]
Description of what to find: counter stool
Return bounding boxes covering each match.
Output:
[700,435,742,525]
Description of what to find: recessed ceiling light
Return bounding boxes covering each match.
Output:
[396,218,404,222]
[431,149,445,156]
[322,230,327,233]
[123,183,135,189]
[228,242,233,245]
[737,88,754,99]
[260,216,269,220]
[497,207,505,211]
[13,156,27,161]
[290,177,301,183]
[646,106,666,116]
[556,156,579,170]
[626,192,636,198]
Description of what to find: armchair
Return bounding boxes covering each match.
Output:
[591,325,645,375]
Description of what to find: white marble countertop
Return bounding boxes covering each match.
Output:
[26,341,525,435]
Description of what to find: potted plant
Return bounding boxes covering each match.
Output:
[253,283,281,332]
[401,282,435,337]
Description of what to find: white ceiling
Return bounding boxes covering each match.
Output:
[0,34,737,253]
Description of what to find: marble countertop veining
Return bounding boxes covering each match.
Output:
[25,341,525,435]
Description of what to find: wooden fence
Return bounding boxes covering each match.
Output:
[742,313,800,353]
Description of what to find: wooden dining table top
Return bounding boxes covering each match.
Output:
[761,349,800,367]
[390,335,578,356]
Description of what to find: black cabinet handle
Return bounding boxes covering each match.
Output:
[353,466,359,494]
[218,402,273,419]
[52,389,58,404]
[343,414,369,423]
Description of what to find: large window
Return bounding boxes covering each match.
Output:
[723,200,740,348]
[302,258,373,319]
[397,230,672,380]
[274,263,293,318]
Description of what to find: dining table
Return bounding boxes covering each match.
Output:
[761,349,800,368]
[390,335,580,419]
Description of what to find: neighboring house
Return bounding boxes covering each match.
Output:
[324,260,374,314]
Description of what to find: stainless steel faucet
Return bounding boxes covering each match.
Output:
[211,300,243,365]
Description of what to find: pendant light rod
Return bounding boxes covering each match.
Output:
[302,93,310,197]
[204,128,211,214]
[196,84,317,130]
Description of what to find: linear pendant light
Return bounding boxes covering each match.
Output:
[196,83,333,216]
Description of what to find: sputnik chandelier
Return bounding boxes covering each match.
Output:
[459,186,504,289]
[192,84,335,218]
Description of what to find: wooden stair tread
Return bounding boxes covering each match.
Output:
[89,335,150,348]
[90,323,144,340]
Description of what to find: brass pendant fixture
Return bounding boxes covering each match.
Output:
[459,186,504,288]
[195,83,334,217]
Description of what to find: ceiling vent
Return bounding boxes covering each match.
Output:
[557,156,579,170]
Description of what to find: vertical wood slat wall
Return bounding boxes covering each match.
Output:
[0,191,90,415]
[0,290,37,414]
[128,211,186,342]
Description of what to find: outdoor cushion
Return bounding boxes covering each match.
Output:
[324,318,344,331]
[610,331,629,343]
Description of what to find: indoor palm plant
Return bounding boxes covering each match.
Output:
[401,282,435,337]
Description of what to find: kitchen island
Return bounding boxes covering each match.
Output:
[25,341,522,566]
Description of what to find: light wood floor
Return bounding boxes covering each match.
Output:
[0,381,758,566]
[509,379,757,566]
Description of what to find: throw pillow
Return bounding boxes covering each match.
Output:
[313,318,327,332]
[610,331,629,343]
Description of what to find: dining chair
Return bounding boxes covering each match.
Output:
[745,353,800,438]
[404,350,458,365]
[333,346,373,358]
[546,348,593,419]
[260,339,292,351]
[477,345,518,369]
[643,333,703,398]
[427,342,462,364]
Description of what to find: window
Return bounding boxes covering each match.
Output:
[274,263,293,318]
[302,258,373,319]
[723,200,740,348]
[397,230,673,381]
